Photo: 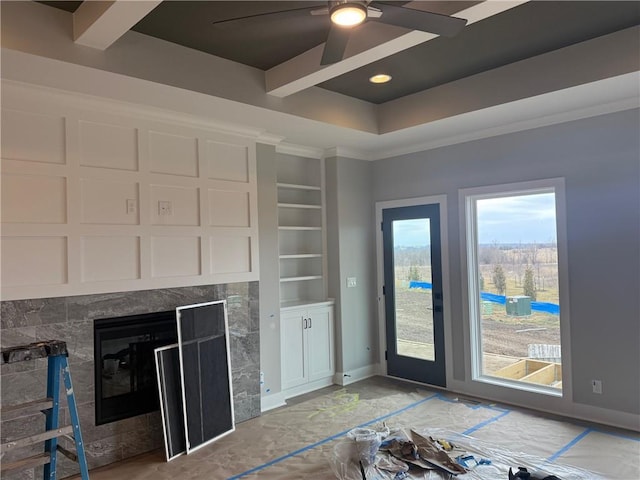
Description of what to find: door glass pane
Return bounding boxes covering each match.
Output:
[393,218,434,361]
[473,191,562,392]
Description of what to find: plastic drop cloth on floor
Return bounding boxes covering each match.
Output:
[328,427,607,480]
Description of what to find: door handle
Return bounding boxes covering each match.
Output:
[308,317,312,329]
[303,318,308,329]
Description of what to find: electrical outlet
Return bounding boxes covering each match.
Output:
[126,199,136,215]
[158,201,172,216]
[592,379,602,394]
[347,277,357,288]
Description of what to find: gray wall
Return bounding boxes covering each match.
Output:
[326,156,378,375]
[372,109,640,415]
[256,144,282,400]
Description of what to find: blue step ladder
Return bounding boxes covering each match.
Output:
[1,340,90,480]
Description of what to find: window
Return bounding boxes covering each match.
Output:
[463,179,567,395]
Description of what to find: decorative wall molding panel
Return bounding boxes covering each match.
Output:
[1,81,260,300]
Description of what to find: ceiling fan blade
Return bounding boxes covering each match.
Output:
[369,2,467,37]
[212,5,323,29]
[366,6,382,19]
[320,25,352,65]
[310,8,329,16]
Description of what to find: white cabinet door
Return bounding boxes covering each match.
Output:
[281,310,307,390]
[307,306,334,382]
[281,305,334,392]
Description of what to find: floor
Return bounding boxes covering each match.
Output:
[75,376,639,480]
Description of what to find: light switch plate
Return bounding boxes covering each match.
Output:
[158,201,172,216]
[126,199,136,214]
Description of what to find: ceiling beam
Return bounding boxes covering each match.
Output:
[265,0,528,98]
[73,0,162,50]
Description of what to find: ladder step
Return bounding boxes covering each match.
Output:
[1,340,68,364]
[1,425,73,453]
[0,397,53,420]
[0,452,50,472]
[0,347,89,480]
[57,443,78,462]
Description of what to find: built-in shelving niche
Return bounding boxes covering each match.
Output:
[276,154,327,308]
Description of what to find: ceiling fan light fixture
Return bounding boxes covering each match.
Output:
[330,2,367,27]
[369,74,392,84]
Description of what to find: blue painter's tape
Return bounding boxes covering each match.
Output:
[434,393,478,410]
[547,428,593,462]
[227,392,439,479]
[462,409,511,435]
[434,393,510,413]
[230,391,637,480]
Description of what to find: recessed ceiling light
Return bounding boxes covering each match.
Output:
[330,3,367,27]
[369,74,392,84]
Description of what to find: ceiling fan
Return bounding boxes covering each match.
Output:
[212,1,468,65]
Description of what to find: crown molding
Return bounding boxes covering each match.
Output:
[256,132,286,146]
[2,48,638,164]
[275,142,324,159]
[0,78,276,143]
[367,72,640,161]
[323,146,370,161]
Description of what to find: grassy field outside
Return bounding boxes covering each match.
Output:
[392,246,562,386]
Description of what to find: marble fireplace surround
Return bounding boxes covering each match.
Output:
[0,282,260,478]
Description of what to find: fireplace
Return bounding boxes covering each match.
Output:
[1,282,259,473]
[93,310,178,425]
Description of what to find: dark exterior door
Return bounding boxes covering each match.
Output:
[382,204,446,387]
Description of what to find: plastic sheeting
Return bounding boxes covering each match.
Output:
[329,427,607,479]
[409,282,560,315]
[79,378,639,480]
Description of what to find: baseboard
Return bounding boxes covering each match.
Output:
[333,363,379,386]
[568,400,640,432]
[260,391,287,412]
[280,377,335,402]
[262,366,381,410]
[445,378,640,432]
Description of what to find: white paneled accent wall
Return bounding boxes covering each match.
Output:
[2,109,66,164]
[2,236,68,287]
[1,81,259,300]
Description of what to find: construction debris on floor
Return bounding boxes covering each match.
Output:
[75,377,639,480]
[330,426,603,479]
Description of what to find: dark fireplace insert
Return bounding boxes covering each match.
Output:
[94,310,178,425]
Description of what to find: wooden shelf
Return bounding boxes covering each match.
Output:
[280,299,335,310]
[1,398,53,420]
[277,182,321,191]
[277,155,327,308]
[278,203,322,209]
[278,226,322,231]
[280,275,323,283]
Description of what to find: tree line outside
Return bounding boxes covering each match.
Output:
[394,243,559,303]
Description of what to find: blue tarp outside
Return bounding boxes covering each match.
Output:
[408,281,559,315]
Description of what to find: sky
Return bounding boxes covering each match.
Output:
[477,192,557,244]
[393,218,431,247]
[392,193,557,246]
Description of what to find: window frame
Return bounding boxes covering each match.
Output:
[460,178,572,398]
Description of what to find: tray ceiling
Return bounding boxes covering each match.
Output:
[40,1,640,104]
